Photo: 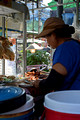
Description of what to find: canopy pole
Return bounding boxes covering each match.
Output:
[57,0,63,18]
[2,17,5,75]
[38,1,41,34]
[23,12,26,77]
[32,0,35,42]
[25,0,27,72]
[76,0,79,27]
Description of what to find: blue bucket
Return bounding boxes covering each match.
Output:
[0,94,34,120]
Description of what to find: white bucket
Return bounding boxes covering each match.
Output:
[44,91,80,120]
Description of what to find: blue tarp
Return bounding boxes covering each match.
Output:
[62,13,74,25]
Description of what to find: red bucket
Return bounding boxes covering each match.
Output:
[44,91,80,120]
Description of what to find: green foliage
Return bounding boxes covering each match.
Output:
[18,50,50,66]
[27,50,50,65]
[27,20,43,32]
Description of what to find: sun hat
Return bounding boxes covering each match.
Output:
[35,17,65,39]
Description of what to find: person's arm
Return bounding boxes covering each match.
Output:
[52,63,67,75]
[39,63,67,91]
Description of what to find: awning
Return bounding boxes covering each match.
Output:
[48,0,77,10]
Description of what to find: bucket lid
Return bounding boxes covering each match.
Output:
[0,86,23,101]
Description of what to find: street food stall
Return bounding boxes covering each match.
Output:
[0,1,35,120]
[0,1,80,120]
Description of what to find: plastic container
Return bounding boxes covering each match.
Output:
[0,86,26,113]
[0,94,34,120]
[44,91,80,120]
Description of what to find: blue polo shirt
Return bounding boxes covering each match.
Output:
[53,40,80,90]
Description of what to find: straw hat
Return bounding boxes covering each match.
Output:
[35,17,65,39]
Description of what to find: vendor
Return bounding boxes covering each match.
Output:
[32,17,80,119]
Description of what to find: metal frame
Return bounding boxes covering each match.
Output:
[0,1,28,76]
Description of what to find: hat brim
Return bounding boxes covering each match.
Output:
[35,28,56,39]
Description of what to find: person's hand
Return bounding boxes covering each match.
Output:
[32,80,41,88]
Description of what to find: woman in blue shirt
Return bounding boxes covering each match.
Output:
[33,17,80,91]
[32,17,80,119]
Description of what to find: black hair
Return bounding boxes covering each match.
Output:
[53,25,75,38]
